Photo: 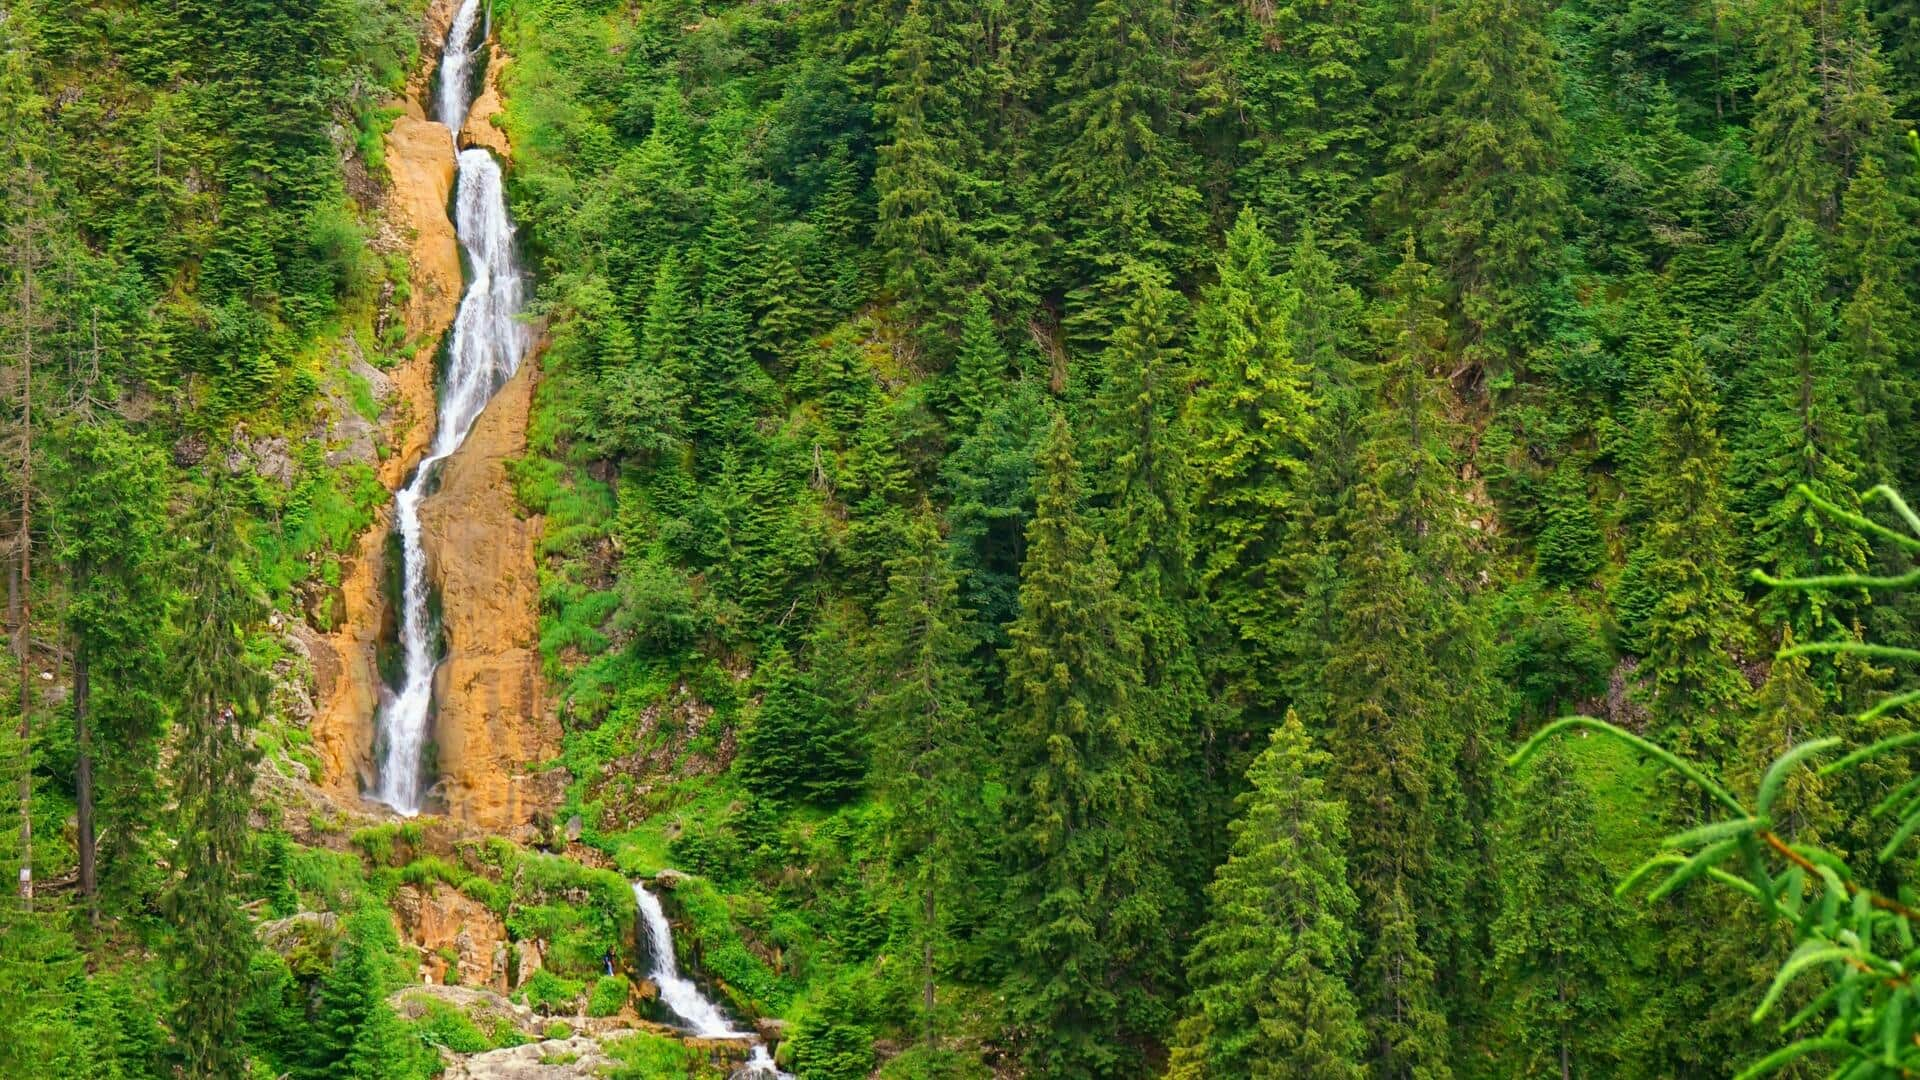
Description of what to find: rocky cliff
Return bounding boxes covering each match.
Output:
[306,0,558,831]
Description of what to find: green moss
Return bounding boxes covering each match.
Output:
[602,1031,724,1079]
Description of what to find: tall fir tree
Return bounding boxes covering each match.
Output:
[164,482,269,1079]
[999,414,1175,1078]
[869,512,984,1048]
[1733,219,1869,641]
[1489,744,1631,1075]
[1187,210,1314,712]
[1634,334,1750,762]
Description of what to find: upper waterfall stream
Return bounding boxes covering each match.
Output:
[373,0,526,814]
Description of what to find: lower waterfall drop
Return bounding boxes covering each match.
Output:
[633,881,791,1079]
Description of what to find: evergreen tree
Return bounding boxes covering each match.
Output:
[47,420,169,920]
[1635,335,1749,759]
[1167,712,1366,1080]
[1044,0,1206,341]
[1217,0,1383,261]
[870,512,984,1048]
[1748,0,1826,265]
[1490,744,1630,1075]
[1733,220,1869,640]
[739,644,864,806]
[999,414,1174,1078]
[1382,0,1567,385]
[1837,155,1916,488]
[1187,210,1314,707]
[947,291,1007,437]
[873,0,967,335]
[164,483,269,1079]
[1534,459,1605,587]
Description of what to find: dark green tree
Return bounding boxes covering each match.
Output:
[1382,0,1566,385]
[1489,744,1630,1075]
[999,414,1174,1078]
[869,512,984,1048]
[164,483,270,1079]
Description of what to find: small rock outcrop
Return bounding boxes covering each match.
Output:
[440,1034,619,1080]
[391,882,511,991]
[390,984,539,1040]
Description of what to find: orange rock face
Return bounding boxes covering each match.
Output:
[308,113,460,803]
[307,3,558,831]
[391,882,511,991]
[459,45,512,158]
[418,359,561,830]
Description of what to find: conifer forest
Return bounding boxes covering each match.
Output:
[9,0,1920,1076]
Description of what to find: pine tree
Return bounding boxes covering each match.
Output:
[1382,0,1566,385]
[739,644,863,806]
[1187,210,1314,706]
[1837,155,1916,488]
[947,291,1007,437]
[942,376,1049,654]
[999,414,1173,1078]
[1490,744,1630,1076]
[1044,0,1206,340]
[869,512,984,1048]
[1217,0,1383,262]
[47,420,168,921]
[1749,1,1827,266]
[873,0,967,335]
[1167,712,1366,1080]
[1534,459,1605,587]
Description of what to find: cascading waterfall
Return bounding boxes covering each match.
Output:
[633,882,790,1079]
[372,0,525,815]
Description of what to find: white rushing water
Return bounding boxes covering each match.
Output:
[632,882,791,1079]
[372,0,526,815]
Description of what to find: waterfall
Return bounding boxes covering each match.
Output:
[372,0,526,815]
[632,882,791,1079]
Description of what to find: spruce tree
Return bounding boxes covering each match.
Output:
[1043,0,1205,340]
[873,0,967,335]
[1490,744,1630,1075]
[1217,0,1383,261]
[947,291,1007,438]
[1634,335,1749,760]
[1167,712,1366,1080]
[1382,0,1566,385]
[1187,210,1314,707]
[165,482,269,1079]
[999,414,1173,1078]
[869,512,984,1047]
[1733,219,1868,640]
[1837,155,1916,488]
[47,420,168,920]
[1748,0,1827,265]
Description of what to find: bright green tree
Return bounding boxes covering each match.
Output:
[1187,210,1314,706]
[1167,712,1366,1080]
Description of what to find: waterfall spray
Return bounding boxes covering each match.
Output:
[373,0,525,814]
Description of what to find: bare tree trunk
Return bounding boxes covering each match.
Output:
[922,885,936,1049]
[12,163,36,912]
[75,641,94,925]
